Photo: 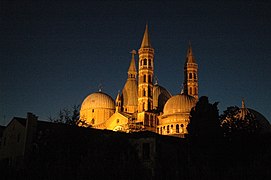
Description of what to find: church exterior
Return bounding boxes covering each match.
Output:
[80,25,199,138]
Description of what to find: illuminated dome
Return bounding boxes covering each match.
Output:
[80,91,115,127]
[153,84,172,112]
[81,91,115,110]
[163,94,196,115]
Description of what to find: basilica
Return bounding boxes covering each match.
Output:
[80,25,199,137]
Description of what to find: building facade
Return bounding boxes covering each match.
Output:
[80,25,199,137]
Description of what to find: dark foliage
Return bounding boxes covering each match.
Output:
[187,96,222,140]
[220,106,259,138]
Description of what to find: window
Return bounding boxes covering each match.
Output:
[143,75,146,82]
[142,143,150,160]
[144,59,147,65]
[189,73,192,79]
[148,59,152,67]
[167,125,169,133]
[91,118,95,124]
[176,124,179,133]
[194,73,197,79]
[143,89,146,96]
[180,124,184,133]
[92,109,94,113]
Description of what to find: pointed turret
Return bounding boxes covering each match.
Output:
[186,41,196,64]
[138,24,154,112]
[183,41,198,100]
[122,50,138,113]
[127,50,137,79]
[140,24,152,48]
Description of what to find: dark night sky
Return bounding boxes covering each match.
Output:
[1,0,271,125]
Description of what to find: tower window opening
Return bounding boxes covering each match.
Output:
[148,59,152,67]
[144,59,147,65]
[143,89,146,96]
[143,75,146,82]
[189,73,193,79]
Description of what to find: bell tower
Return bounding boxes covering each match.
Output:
[183,42,198,100]
[138,24,154,112]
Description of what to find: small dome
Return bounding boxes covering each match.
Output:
[163,94,196,115]
[81,92,115,111]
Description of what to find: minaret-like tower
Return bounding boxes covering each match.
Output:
[183,42,198,100]
[138,24,154,112]
[122,50,138,113]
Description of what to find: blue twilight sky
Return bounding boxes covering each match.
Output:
[1,0,271,125]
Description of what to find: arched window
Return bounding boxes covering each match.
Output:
[144,59,147,65]
[148,59,152,67]
[143,89,146,96]
[180,124,184,133]
[143,75,146,82]
[189,73,192,79]
[176,124,179,133]
[167,125,169,133]
[91,118,95,124]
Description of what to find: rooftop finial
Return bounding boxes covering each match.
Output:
[98,83,103,92]
[154,76,158,85]
[241,98,246,109]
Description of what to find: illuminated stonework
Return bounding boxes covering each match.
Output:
[80,25,199,137]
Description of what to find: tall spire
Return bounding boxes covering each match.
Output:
[128,50,137,74]
[183,41,198,100]
[186,41,196,63]
[140,24,152,48]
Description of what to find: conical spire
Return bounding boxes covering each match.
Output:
[140,24,152,48]
[128,50,137,73]
[186,41,196,63]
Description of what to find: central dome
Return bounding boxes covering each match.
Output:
[81,91,115,110]
[163,94,196,115]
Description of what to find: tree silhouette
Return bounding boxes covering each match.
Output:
[49,105,80,126]
[220,106,259,138]
[187,96,221,140]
